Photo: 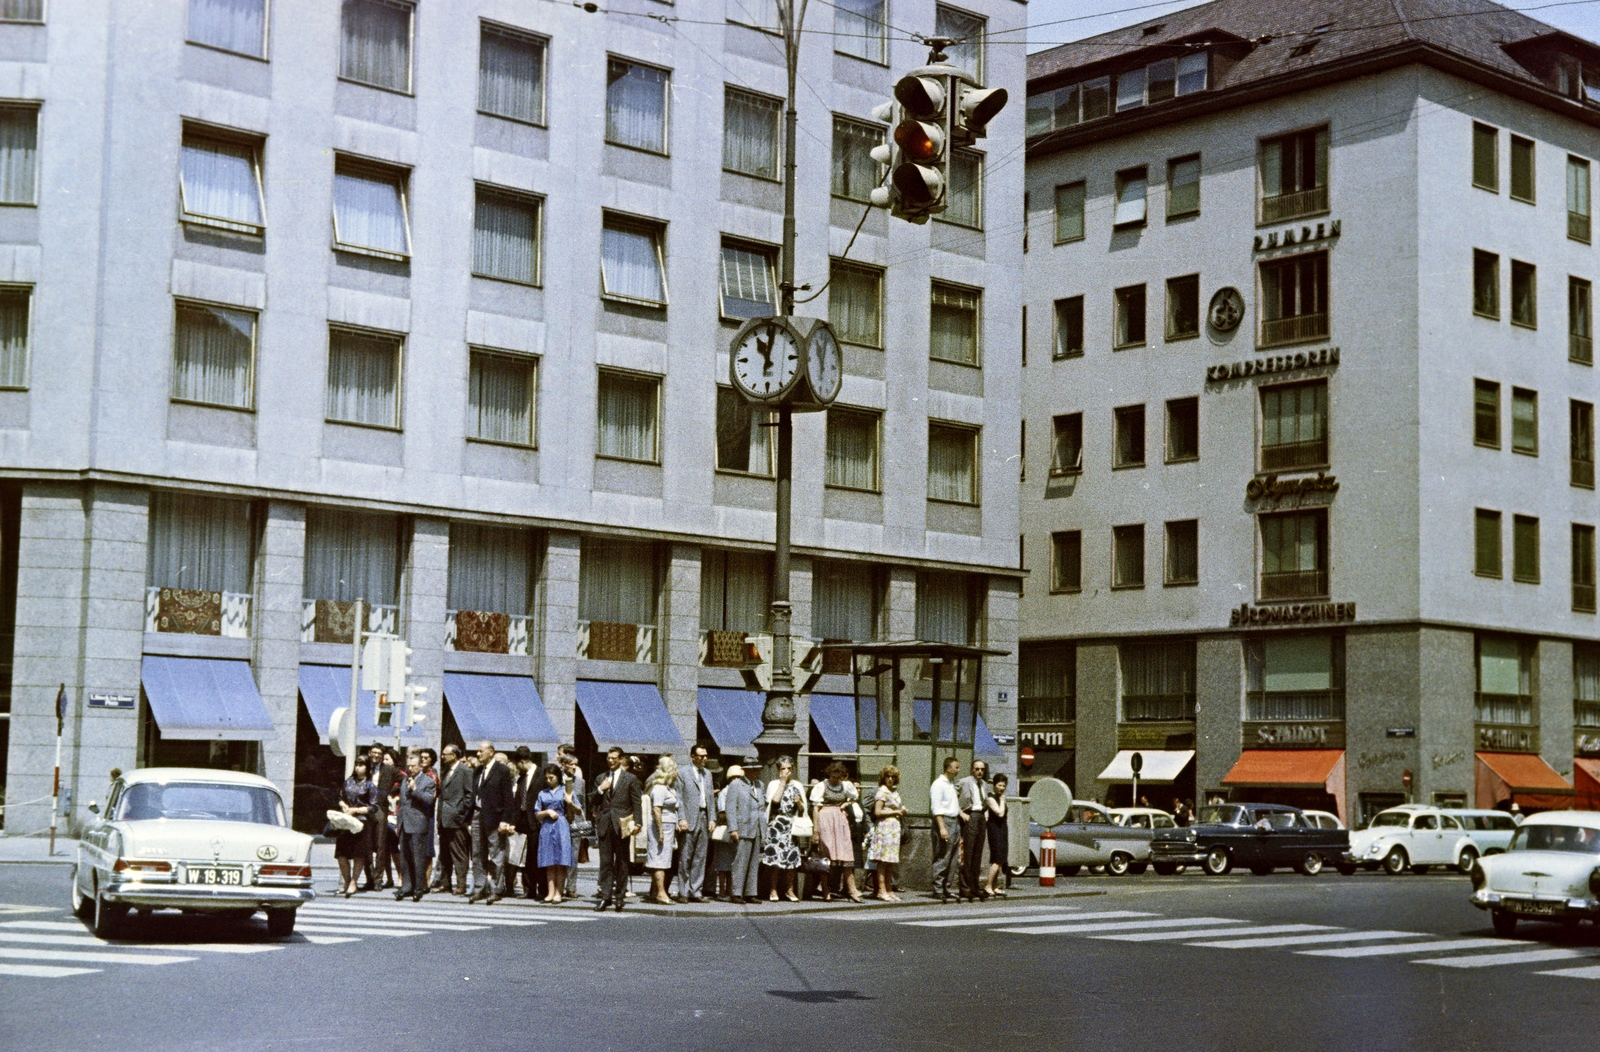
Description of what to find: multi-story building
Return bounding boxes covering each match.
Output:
[1021,0,1600,823]
[0,0,1024,834]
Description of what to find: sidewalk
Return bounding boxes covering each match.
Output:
[0,834,77,864]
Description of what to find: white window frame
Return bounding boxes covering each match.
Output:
[727,0,782,35]
[719,237,780,321]
[178,124,267,236]
[605,55,672,156]
[466,346,539,449]
[472,183,543,287]
[325,324,404,431]
[0,103,39,207]
[186,0,269,59]
[600,212,669,308]
[0,1,46,26]
[1113,166,1148,227]
[825,405,882,492]
[477,20,548,127]
[723,86,784,181]
[833,0,887,65]
[938,148,983,230]
[0,283,32,391]
[331,155,412,261]
[715,385,775,477]
[927,420,980,505]
[595,367,662,464]
[338,0,415,95]
[828,258,883,348]
[930,279,982,366]
[171,297,258,411]
[934,3,985,83]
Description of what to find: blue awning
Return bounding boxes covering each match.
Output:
[696,687,764,757]
[298,664,425,744]
[974,714,1005,760]
[910,699,1005,757]
[444,672,559,750]
[809,693,857,754]
[142,656,275,741]
[575,681,684,753]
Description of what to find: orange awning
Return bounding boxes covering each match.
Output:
[1475,752,1573,811]
[1574,758,1600,811]
[1221,749,1344,788]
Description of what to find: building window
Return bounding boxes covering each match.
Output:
[1166,274,1199,339]
[1112,524,1144,588]
[1114,284,1146,348]
[1472,122,1498,191]
[1259,127,1328,222]
[1580,644,1600,723]
[0,0,41,23]
[1476,635,1532,725]
[719,240,778,320]
[942,150,982,228]
[1570,156,1591,242]
[701,549,771,635]
[468,349,536,447]
[829,260,881,347]
[472,187,540,285]
[172,301,255,410]
[1054,180,1085,242]
[930,282,980,365]
[717,386,774,476]
[1508,260,1537,328]
[813,559,879,642]
[1260,509,1328,599]
[1509,135,1535,203]
[326,327,402,429]
[179,129,266,235]
[1262,380,1328,470]
[1051,413,1082,475]
[1475,509,1502,578]
[339,0,413,93]
[825,407,880,490]
[1473,379,1501,448]
[927,422,978,504]
[448,523,535,620]
[600,214,667,307]
[0,105,37,205]
[596,370,660,463]
[1120,640,1195,720]
[1167,154,1200,218]
[1115,67,1146,112]
[478,22,546,125]
[1025,54,1202,135]
[915,571,977,645]
[1512,514,1540,583]
[1473,250,1500,318]
[332,158,410,260]
[1575,525,1597,613]
[305,508,400,607]
[1113,404,1145,467]
[935,4,985,82]
[1113,166,1147,226]
[832,116,884,202]
[728,0,781,33]
[0,286,27,389]
[605,57,669,154]
[1054,296,1083,358]
[1166,397,1198,462]
[1259,251,1328,346]
[148,492,254,597]
[834,0,886,63]
[1020,642,1076,723]
[1165,519,1198,585]
[1574,399,1595,488]
[724,87,782,180]
[1048,530,1083,594]
[1572,277,1593,363]
[579,537,657,630]
[188,0,267,56]
[1245,634,1345,721]
[1511,387,1537,455]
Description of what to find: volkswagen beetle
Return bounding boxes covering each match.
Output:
[1470,810,1600,936]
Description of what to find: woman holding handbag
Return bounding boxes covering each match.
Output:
[334,758,378,898]
[761,757,807,902]
[644,755,681,905]
[810,762,864,903]
[867,766,906,902]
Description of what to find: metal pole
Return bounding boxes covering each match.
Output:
[346,599,363,780]
[49,683,63,856]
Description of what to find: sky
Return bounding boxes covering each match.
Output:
[1024,0,1600,52]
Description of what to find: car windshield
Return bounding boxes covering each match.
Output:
[1197,805,1243,825]
[1369,812,1409,828]
[116,782,286,826]
[1508,824,1600,854]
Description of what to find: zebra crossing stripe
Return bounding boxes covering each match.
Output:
[1188,930,1425,949]
[0,963,99,978]
[0,922,283,953]
[295,915,491,933]
[902,910,1150,929]
[0,920,98,932]
[1415,948,1594,968]
[1301,938,1509,958]
[1097,924,1337,943]
[301,907,541,927]
[1537,965,1600,979]
[309,902,593,923]
[290,923,431,937]
[0,946,195,966]
[300,935,360,945]
[997,916,1248,936]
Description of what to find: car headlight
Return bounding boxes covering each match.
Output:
[1367,842,1383,855]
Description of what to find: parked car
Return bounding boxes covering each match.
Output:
[1439,809,1518,855]
[1303,810,1345,830]
[1470,810,1600,936]
[1150,802,1352,876]
[1110,807,1177,830]
[1348,805,1484,874]
[1026,801,1158,876]
[71,768,315,938]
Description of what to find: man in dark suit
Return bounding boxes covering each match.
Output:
[365,743,402,890]
[591,746,642,912]
[395,751,437,901]
[470,740,514,904]
[431,743,474,895]
[508,747,539,899]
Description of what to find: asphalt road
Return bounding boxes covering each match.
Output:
[4,862,1600,1052]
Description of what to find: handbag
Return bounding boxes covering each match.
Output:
[325,809,364,836]
[711,824,729,842]
[790,814,814,840]
[507,832,529,868]
[802,852,833,876]
[571,818,595,839]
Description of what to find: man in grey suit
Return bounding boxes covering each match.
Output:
[395,751,437,902]
[724,765,765,904]
[956,759,991,902]
[431,744,474,895]
[673,743,715,903]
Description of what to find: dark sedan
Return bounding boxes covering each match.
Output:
[1150,803,1353,876]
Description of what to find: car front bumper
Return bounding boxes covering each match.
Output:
[1470,890,1600,917]
[1151,846,1207,864]
[104,880,314,911]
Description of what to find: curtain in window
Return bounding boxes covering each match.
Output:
[473,192,538,283]
[0,1,42,21]
[173,303,254,408]
[326,329,400,427]
[448,522,531,615]
[727,0,781,30]
[478,26,543,123]
[579,537,656,625]
[935,5,984,80]
[930,284,979,364]
[148,493,253,593]
[1262,383,1326,447]
[600,222,665,304]
[826,409,877,489]
[340,0,412,91]
[945,151,981,227]
[701,550,770,633]
[833,0,885,62]
[1120,641,1195,697]
[0,289,27,389]
[187,0,265,56]
[829,263,880,345]
[469,351,534,445]
[333,169,408,255]
[0,106,36,205]
[605,60,667,152]
[1113,172,1147,225]
[813,560,875,640]
[715,387,770,473]
[916,571,971,644]
[304,508,398,605]
[927,424,974,502]
[1261,513,1320,574]
[1577,645,1600,702]
[720,244,776,318]
[180,138,263,229]
[831,118,882,201]
[597,372,657,461]
[723,90,779,179]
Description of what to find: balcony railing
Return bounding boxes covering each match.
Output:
[1572,211,1592,243]
[1122,692,1196,722]
[1260,568,1329,600]
[1260,312,1329,347]
[445,610,530,655]
[1261,437,1329,471]
[1260,185,1329,224]
[1575,582,1598,614]
[300,599,398,643]
[1571,333,1593,364]
[1574,457,1595,488]
[1020,694,1076,723]
[1475,692,1533,726]
[578,620,656,663]
[146,586,251,638]
[1246,689,1345,722]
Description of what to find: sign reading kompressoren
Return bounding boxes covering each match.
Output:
[1230,601,1356,627]
[1207,346,1339,384]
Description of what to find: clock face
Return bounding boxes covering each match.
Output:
[732,320,800,401]
[806,324,843,404]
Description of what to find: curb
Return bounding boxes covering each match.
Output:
[0,858,74,866]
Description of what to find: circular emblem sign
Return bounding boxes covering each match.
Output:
[1208,287,1245,332]
[256,844,279,861]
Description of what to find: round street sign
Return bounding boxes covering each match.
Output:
[1129,751,1144,777]
[1027,776,1072,828]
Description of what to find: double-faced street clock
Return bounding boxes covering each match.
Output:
[729,316,842,411]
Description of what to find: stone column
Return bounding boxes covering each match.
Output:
[885,566,917,641]
[983,574,1020,784]
[1195,635,1242,805]
[661,544,701,755]
[1075,643,1119,804]
[536,531,580,746]
[255,501,304,815]
[1539,637,1575,788]
[406,516,449,755]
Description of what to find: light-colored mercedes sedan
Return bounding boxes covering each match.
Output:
[1470,810,1600,937]
[71,768,315,938]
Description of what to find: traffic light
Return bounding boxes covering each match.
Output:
[870,71,951,223]
[361,635,394,727]
[953,82,1008,145]
[402,682,429,732]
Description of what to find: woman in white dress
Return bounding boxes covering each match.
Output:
[644,755,680,906]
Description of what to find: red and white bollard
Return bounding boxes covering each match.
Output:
[1039,829,1057,887]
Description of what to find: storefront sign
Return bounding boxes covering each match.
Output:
[991,733,1016,746]
[1356,747,1408,771]
[87,692,136,710]
[1230,602,1356,627]
[1246,472,1339,504]
[1206,346,1338,385]
[1254,220,1341,253]
[1020,725,1075,749]
[1431,750,1466,770]
[1243,721,1345,749]
[1576,731,1600,757]
[1477,724,1539,753]
[1117,722,1195,751]
[1386,727,1417,738]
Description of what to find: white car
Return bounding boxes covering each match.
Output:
[1027,801,1158,876]
[1439,809,1518,854]
[1471,810,1600,936]
[1109,807,1178,830]
[1349,805,1482,874]
[71,768,315,938]
[1303,810,1345,830]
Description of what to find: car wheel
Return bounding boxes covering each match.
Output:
[1297,852,1325,876]
[1335,863,1358,876]
[1456,847,1479,875]
[1106,852,1132,876]
[70,866,93,920]
[1382,847,1409,875]
[265,909,296,938]
[1059,865,1082,878]
[1491,909,1518,937]
[91,877,126,940]
[1203,847,1232,876]
[1410,865,1431,875]
[1128,862,1149,875]
[1152,862,1178,876]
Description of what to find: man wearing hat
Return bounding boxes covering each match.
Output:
[723,765,766,904]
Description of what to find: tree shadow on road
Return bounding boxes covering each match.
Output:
[766,990,876,1004]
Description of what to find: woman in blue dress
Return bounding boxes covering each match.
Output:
[533,763,573,904]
